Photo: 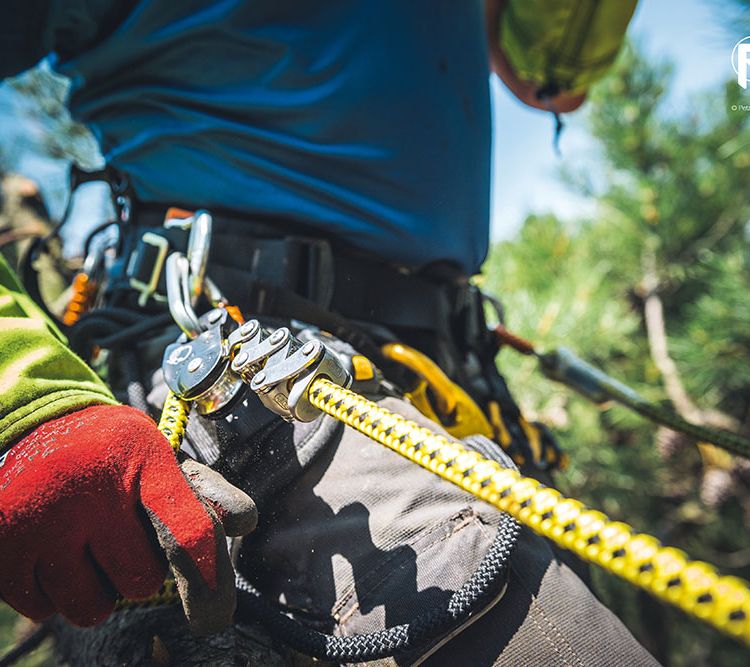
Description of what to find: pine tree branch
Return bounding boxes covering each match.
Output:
[641,253,740,480]
[642,258,701,420]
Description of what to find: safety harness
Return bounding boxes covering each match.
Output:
[57,187,562,471]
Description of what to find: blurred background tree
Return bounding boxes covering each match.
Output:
[0,65,103,321]
[484,44,750,666]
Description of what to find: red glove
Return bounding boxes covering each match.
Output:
[0,405,257,634]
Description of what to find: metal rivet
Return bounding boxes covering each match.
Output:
[270,329,286,344]
[234,351,248,367]
[187,358,203,373]
[240,321,256,336]
[302,341,316,355]
[255,371,266,384]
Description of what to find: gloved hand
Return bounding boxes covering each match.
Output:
[0,404,257,635]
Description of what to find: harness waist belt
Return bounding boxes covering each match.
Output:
[114,207,478,336]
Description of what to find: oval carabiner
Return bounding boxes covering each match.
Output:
[381,342,493,440]
[186,210,213,305]
[166,252,203,339]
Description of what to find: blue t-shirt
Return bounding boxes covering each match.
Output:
[52,1,491,273]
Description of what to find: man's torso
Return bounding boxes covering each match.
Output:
[52,0,492,273]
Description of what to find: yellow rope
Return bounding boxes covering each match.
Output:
[308,378,750,646]
[116,580,179,610]
[114,393,191,610]
[157,391,191,452]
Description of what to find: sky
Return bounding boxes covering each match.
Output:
[490,0,735,240]
[0,0,743,254]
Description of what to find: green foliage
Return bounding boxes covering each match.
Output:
[484,44,750,666]
[0,604,52,666]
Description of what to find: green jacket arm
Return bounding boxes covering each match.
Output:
[0,254,117,451]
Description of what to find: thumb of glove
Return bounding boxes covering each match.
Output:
[179,459,258,537]
[139,456,257,635]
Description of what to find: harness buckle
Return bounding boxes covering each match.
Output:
[285,237,334,306]
[125,209,213,308]
[127,232,170,306]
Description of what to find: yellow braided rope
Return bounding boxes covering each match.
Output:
[116,580,179,610]
[158,391,191,452]
[114,393,191,611]
[308,378,750,646]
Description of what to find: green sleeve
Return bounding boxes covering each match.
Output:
[0,255,117,450]
[500,0,638,95]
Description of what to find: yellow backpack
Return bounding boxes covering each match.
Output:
[499,0,638,96]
